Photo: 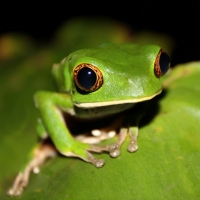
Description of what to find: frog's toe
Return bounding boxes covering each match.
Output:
[90,142,120,157]
[7,172,26,196]
[127,126,139,152]
[109,127,127,157]
[61,143,106,168]
[90,127,127,158]
[127,143,138,152]
[108,143,121,157]
[86,151,105,168]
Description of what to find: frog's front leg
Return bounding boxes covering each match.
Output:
[34,91,105,167]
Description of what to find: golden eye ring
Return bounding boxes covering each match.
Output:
[154,49,170,78]
[73,63,103,92]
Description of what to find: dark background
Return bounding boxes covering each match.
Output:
[1,1,200,66]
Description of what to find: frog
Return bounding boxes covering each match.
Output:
[7,43,170,196]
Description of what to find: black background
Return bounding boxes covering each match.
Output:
[1,1,200,66]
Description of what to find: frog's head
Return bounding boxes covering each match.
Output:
[63,44,170,108]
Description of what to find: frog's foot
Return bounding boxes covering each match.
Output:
[108,128,127,157]
[71,130,117,167]
[127,126,139,152]
[7,144,56,196]
[66,126,137,169]
[61,142,106,168]
[86,151,105,168]
[88,127,127,158]
[89,126,138,158]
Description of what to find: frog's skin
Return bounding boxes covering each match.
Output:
[7,43,170,196]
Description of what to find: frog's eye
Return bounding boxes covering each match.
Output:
[73,63,103,92]
[154,49,170,78]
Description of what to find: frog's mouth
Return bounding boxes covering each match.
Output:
[74,90,162,108]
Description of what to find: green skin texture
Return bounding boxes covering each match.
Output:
[34,43,163,160]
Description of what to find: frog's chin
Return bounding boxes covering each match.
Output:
[74,90,162,108]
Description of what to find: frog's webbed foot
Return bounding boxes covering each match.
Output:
[107,128,128,157]
[86,151,105,168]
[88,127,127,158]
[89,125,139,159]
[75,116,127,158]
[7,144,56,196]
[65,124,139,169]
[73,129,117,167]
[75,128,125,158]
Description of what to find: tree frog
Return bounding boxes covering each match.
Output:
[7,43,170,196]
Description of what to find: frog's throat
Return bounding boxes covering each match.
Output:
[74,90,162,108]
